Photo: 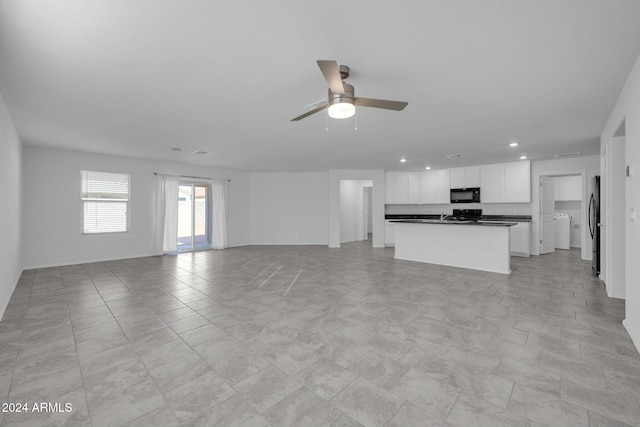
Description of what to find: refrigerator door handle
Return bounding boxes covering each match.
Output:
[588,194,594,239]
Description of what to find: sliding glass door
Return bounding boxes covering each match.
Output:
[177,182,212,251]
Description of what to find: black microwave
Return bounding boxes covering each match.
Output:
[450,187,481,203]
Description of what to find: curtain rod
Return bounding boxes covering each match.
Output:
[153,172,231,182]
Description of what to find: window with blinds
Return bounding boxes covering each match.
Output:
[81,171,130,234]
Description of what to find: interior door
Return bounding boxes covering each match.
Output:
[540,177,555,254]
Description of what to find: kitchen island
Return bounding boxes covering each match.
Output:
[391,220,516,274]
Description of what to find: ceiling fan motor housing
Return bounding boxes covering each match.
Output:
[328,82,355,107]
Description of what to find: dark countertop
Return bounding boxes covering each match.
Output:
[390,219,517,227]
[385,214,531,222]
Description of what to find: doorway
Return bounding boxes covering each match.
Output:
[539,173,586,256]
[178,181,212,251]
[363,186,373,241]
[339,179,373,244]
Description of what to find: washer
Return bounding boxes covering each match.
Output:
[554,212,571,250]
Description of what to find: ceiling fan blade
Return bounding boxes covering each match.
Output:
[304,98,327,110]
[291,103,328,121]
[355,97,408,111]
[317,60,345,95]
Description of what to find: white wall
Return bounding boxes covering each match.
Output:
[603,136,626,299]
[601,52,640,351]
[340,180,372,243]
[23,146,250,268]
[531,155,600,259]
[248,173,328,245]
[365,187,373,234]
[0,93,22,319]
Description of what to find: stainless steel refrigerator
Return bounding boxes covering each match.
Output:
[589,175,600,276]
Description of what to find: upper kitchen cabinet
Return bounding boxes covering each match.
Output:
[407,172,422,204]
[385,171,396,203]
[504,161,531,202]
[450,166,480,188]
[385,171,409,204]
[433,169,451,203]
[480,163,505,203]
[420,169,450,204]
[386,170,450,204]
[480,160,531,203]
[553,175,582,201]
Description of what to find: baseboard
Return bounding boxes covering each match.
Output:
[23,253,154,270]
[622,319,640,354]
[0,269,22,321]
[248,242,328,246]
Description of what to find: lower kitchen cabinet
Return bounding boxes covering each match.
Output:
[510,222,531,257]
[385,220,395,246]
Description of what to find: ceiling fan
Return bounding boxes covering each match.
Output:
[291,60,408,121]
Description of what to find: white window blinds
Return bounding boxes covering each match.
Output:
[81,171,130,234]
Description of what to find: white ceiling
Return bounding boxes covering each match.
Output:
[1,1,639,172]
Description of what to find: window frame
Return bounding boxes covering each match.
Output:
[81,170,131,235]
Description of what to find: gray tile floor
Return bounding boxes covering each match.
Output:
[1,243,639,426]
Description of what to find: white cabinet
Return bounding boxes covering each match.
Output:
[384,220,395,246]
[395,172,409,204]
[480,164,505,203]
[504,161,531,203]
[385,171,409,204]
[510,222,531,257]
[385,162,528,205]
[385,171,396,204]
[450,168,466,189]
[386,170,450,205]
[420,172,435,204]
[433,169,451,203]
[466,166,481,187]
[450,166,480,188]
[479,161,530,204]
[407,172,422,204]
[553,175,581,201]
[419,169,450,204]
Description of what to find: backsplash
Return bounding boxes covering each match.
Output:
[385,203,533,216]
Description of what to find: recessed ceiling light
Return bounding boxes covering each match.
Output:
[193,150,212,156]
[520,155,528,160]
[170,147,181,151]
[425,166,431,170]
[446,154,463,159]
[509,142,519,147]
[400,157,407,163]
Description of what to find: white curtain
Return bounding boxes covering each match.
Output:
[153,174,180,255]
[211,179,228,249]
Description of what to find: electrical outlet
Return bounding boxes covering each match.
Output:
[631,208,637,223]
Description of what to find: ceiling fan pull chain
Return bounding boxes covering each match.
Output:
[325,109,329,132]
[354,109,358,131]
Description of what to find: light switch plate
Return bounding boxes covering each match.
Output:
[632,208,637,223]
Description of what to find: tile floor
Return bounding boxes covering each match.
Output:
[1,243,639,426]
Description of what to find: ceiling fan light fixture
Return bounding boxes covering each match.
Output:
[328,99,355,119]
